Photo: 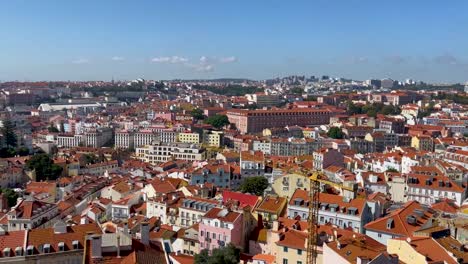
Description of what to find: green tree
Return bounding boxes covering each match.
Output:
[239,176,269,196]
[26,154,63,181]
[327,127,344,139]
[204,115,230,129]
[194,243,240,264]
[48,126,59,133]
[386,167,399,173]
[290,87,304,95]
[1,118,17,148]
[0,188,19,207]
[82,153,99,164]
[0,148,16,158]
[191,108,205,120]
[17,147,29,156]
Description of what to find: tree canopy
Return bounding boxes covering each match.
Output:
[48,126,60,133]
[239,176,269,196]
[1,118,17,148]
[26,154,63,181]
[327,127,344,139]
[191,108,205,120]
[347,102,401,117]
[204,115,230,129]
[194,244,240,264]
[0,188,19,207]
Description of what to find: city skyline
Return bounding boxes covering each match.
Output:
[1,1,468,82]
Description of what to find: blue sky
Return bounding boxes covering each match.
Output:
[1,1,467,82]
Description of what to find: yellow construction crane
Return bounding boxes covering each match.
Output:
[303,170,358,264]
[306,171,321,264]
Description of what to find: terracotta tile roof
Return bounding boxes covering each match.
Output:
[364,201,434,237]
[241,151,264,162]
[25,181,56,194]
[27,223,101,253]
[276,228,307,250]
[148,178,177,194]
[255,196,287,215]
[112,181,131,194]
[11,199,55,219]
[431,199,459,214]
[326,236,386,262]
[203,208,241,223]
[435,236,467,263]
[169,253,195,264]
[406,173,464,193]
[289,189,367,216]
[252,254,276,264]
[0,230,27,256]
[393,236,459,264]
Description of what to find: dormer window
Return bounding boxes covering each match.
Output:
[72,240,79,250]
[3,248,10,257]
[43,244,51,254]
[386,218,394,230]
[15,247,23,256]
[26,245,34,256]
[58,242,65,252]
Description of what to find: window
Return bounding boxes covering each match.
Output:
[26,245,34,256]
[58,242,65,252]
[283,247,288,252]
[378,234,382,238]
[212,233,216,239]
[297,249,302,255]
[297,262,302,264]
[72,240,80,250]
[283,259,288,264]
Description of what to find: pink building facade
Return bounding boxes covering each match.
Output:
[198,208,244,252]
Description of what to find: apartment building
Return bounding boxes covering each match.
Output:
[7,199,59,231]
[406,174,466,206]
[226,108,334,134]
[364,201,435,245]
[178,132,201,144]
[287,189,372,233]
[179,197,218,227]
[114,130,134,149]
[312,148,344,171]
[57,134,84,147]
[198,208,244,252]
[136,142,206,164]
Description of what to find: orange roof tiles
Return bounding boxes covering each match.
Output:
[27,223,101,253]
[364,201,434,237]
[203,208,241,223]
[255,196,287,215]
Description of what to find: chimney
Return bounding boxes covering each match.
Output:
[80,216,89,225]
[89,234,102,259]
[140,222,150,245]
[336,239,341,249]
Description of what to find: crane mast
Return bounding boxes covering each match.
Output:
[306,172,321,264]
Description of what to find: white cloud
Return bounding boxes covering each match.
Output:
[151,56,188,63]
[111,56,125,61]
[185,63,214,72]
[219,56,237,63]
[195,64,214,72]
[72,58,89,64]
